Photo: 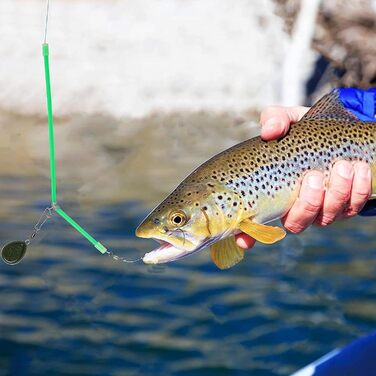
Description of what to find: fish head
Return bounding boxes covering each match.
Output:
[136,182,241,264]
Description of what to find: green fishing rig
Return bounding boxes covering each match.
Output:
[1,0,140,265]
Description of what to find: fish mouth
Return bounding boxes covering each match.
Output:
[142,236,221,265]
[142,238,198,265]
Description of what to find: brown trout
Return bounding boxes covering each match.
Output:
[136,90,376,269]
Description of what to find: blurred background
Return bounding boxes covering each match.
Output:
[0,0,375,375]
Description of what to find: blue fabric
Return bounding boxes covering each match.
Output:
[359,200,376,217]
[337,87,376,217]
[313,332,376,376]
[338,87,376,122]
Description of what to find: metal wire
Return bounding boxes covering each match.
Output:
[105,249,143,263]
[25,206,55,245]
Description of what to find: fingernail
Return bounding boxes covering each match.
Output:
[358,163,371,180]
[337,163,353,179]
[264,117,282,133]
[307,174,323,190]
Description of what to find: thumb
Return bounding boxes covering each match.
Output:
[260,106,309,141]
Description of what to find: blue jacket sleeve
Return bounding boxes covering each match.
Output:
[338,87,376,122]
[337,87,376,217]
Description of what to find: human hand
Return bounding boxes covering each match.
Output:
[235,106,372,250]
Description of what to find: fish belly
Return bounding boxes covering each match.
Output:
[252,187,299,225]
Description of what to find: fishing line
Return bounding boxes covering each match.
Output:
[43,0,50,44]
[1,0,142,265]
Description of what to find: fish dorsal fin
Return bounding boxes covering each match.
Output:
[239,219,286,244]
[301,90,358,122]
[210,236,244,269]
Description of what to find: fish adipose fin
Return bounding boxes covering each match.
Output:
[302,90,359,122]
[210,236,244,269]
[239,219,286,244]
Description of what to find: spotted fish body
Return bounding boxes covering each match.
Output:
[189,111,376,225]
[136,90,376,269]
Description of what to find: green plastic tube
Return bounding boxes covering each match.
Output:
[43,43,57,205]
[42,43,107,255]
[55,207,107,254]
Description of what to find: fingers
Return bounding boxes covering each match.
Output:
[315,161,354,226]
[235,233,256,250]
[281,171,325,233]
[260,106,309,141]
[313,161,371,225]
[337,162,371,219]
[282,160,371,232]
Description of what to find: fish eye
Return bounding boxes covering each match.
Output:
[169,211,187,227]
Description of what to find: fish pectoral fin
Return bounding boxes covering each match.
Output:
[239,219,286,244]
[210,236,244,270]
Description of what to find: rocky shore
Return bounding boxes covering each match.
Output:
[275,0,376,89]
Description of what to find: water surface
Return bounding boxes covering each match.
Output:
[0,111,375,376]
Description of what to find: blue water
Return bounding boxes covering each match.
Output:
[0,176,375,376]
